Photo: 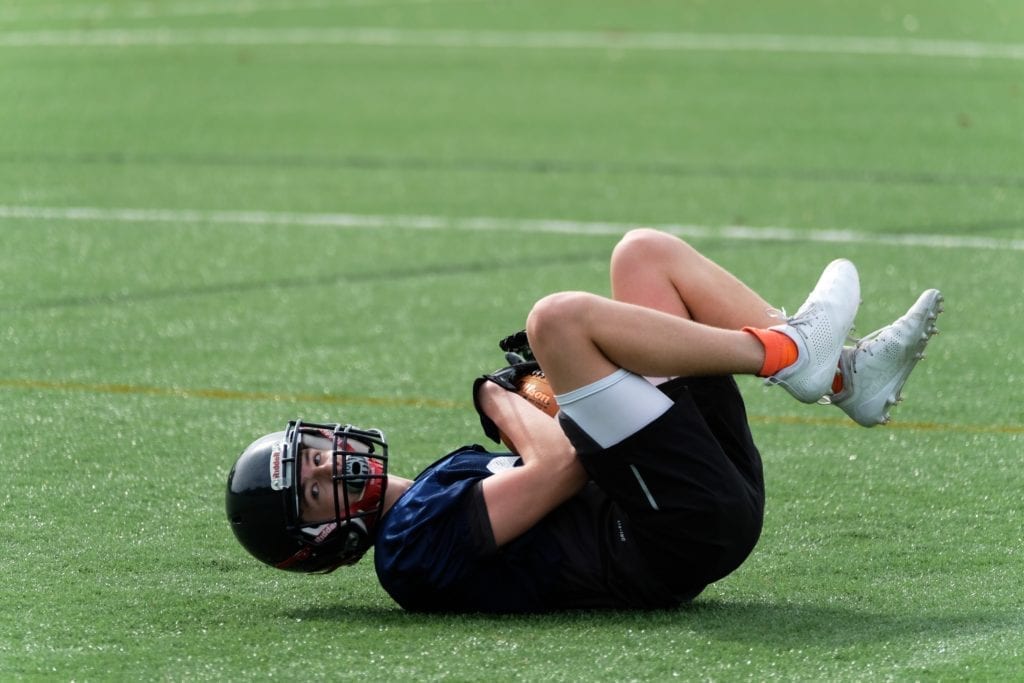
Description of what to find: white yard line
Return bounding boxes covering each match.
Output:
[0,26,1020,61]
[2,204,1021,252]
[0,0,471,23]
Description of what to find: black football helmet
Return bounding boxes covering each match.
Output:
[225,420,389,573]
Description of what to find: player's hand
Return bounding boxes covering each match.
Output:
[472,361,541,442]
[499,329,534,362]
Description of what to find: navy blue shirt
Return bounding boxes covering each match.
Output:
[373,446,678,613]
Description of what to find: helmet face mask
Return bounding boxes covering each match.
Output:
[285,422,390,551]
[226,420,389,573]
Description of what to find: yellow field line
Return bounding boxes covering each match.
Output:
[748,413,1023,435]
[2,377,1020,436]
[0,377,461,410]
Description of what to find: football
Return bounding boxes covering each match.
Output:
[515,370,559,417]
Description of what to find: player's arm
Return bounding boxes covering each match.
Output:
[475,381,587,547]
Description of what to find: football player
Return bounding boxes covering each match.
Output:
[226,228,942,612]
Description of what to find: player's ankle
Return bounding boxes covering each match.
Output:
[743,327,799,377]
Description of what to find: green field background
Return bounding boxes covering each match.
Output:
[1,1,1022,680]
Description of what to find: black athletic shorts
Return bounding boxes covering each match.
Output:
[559,375,765,599]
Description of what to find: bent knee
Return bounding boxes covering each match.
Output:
[526,291,597,349]
[612,228,694,268]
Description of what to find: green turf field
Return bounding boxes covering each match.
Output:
[2,1,1022,680]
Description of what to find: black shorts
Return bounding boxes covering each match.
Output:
[559,376,765,599]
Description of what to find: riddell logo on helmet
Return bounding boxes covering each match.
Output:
[269,444,286,491]
[313,522,337,543]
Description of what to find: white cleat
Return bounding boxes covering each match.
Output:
[767,259,861,403]
[831,288,944,427]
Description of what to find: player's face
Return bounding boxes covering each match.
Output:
[297,443,371,524]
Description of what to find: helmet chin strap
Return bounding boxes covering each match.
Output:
[342,522,368,555]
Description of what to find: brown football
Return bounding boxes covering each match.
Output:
[515,371,559,417]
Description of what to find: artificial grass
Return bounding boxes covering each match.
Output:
[1,1,1022,680]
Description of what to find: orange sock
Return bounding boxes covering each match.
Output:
[742,327,799,377]
[832,371,844,394]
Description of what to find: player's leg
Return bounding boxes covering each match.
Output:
[607,229,767,489]
[527,293,765,394]
[532,228,791,394]
[528,239,860,403]
[609,228,781,329]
